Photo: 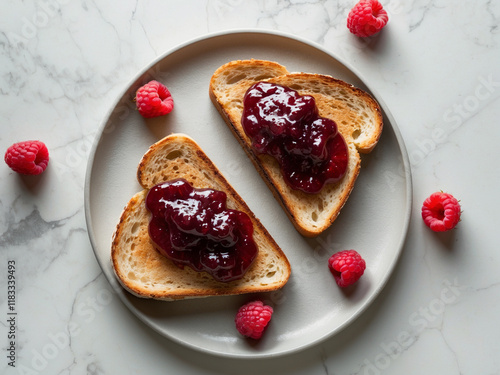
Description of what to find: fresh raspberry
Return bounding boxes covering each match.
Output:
[4,140,49,175]
[235,300,273,339]
[328,250,366,288]
[347,0,389,38]
[421,192,461,232]
[135,80,174,118]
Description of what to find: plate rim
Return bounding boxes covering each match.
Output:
[83,28,413,359]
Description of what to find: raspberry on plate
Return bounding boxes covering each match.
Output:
[347,0,389,38]
[421,192,461,232]
[135,80,174,118]
[235,300,273,339]
[328,250,366,288]
[4,140,49,175]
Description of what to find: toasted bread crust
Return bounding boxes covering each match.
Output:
[209,60,382,236]
[112,134,291,300]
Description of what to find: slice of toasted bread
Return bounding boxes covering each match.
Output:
[209,59,383,237]
[111,133,291,301]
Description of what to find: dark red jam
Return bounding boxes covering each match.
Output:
[242,82,349,194]
[145,179,258,282]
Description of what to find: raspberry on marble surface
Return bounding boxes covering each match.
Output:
[347,0,389,38]
[422,191,461,232]
[4,140,49,175]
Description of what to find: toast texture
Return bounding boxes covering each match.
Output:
[111,133,291,300]
[209,59,383,237]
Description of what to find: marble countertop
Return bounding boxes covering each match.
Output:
[1,1,499,374]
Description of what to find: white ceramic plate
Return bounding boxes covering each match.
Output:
[84,30,412,358]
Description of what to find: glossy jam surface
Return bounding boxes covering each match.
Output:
[145,179,257,282]
[242,82,349,194]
